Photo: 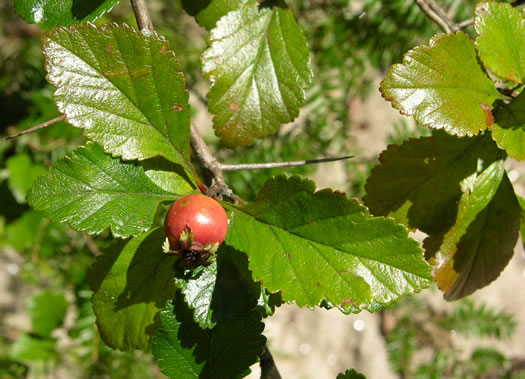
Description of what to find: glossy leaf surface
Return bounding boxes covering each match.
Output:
[364,133,503,234]
[43,23,195,181]
[28,143,175,238]
[225,175,431,311]
[174,246,260,329]
[152,295,265,378]
[381,32,503,137]
[89,228,177,350]
[475,1,525,84]
[202,1,312,146]
[492,92,525,161]
[15,0,120,29]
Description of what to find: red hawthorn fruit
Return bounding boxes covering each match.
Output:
[164,194,228,260]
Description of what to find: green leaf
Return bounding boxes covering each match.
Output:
[6,154,46,203]
[381,32,503,137]
[432,174,521,300]
[28,142,175,238]
[225,175,431,311]
[181,0,246,30]
[519,195,525,242]
[10,334,56,361]
[364,133,504,234]
[88,228,177,350]
[152,294,266,378]
[141,158,194,195]
[492,91,525,161]
[174,245,261,329]
[14,0,120,29]
[202,1,313,146]
[27,291,68,338]
[43,23,196,181]
[337,369,367,379]
[475,1,525,84]
[5,210,44,252]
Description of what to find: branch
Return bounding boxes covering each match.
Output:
[129,0,235,200]
[220,155,353,171]
[190,123,237,200]
[3,115,66,141]
[130,0,153,31]
[414,0,460,33]
[260,347,282,379]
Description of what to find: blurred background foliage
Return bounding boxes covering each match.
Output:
[0,0,522,378]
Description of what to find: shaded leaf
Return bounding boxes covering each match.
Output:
[89,228,177,350]
[432,174,521,300]
[202,1,312,146]
[15,0,120,29]
[364,133,503,234]
[27,291,68,338]
[28,142,176,238]
[181,0,246,30]
[152,294,266,378]
[43,23,196,181]
[475,1,525,84]
[337,369,367,379]
[175,246,260,329]
[225,175,431,311]
[492,91,525,161]
[381,32,503,137]
[6,154,46,204]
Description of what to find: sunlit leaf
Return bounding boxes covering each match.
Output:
[381,32,503,137]
[28,143,176,238]
[43,23,196,182]
[225,175,431,311]
[15,0,120,29]
[492,92,525,161]
[475,1,525,84]
[202,1,312,146]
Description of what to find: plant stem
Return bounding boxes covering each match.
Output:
[260,347,282,379]
[3,115,66,141]
[130,0,153,30]
[414,0,459,33]
[220,155,353,171]
[130,0,235,198]
[190,123,237,200]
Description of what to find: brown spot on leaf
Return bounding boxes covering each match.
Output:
[171,104,184,112]
[316,282,320,287]
[286,252,290,260]
[106,44,113,54]
[228,102,241,113]
[340,298,353,307]
[161,45,168,53]
[480,103,494,127]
